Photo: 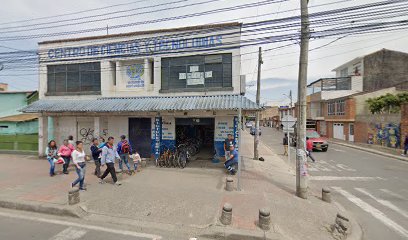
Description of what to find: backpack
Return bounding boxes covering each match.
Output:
[121,140,131,154]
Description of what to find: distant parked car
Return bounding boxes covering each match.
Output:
[290,130,328,151]
[250,127,262,136]
[306,130,328,152]
[245,122,253,128]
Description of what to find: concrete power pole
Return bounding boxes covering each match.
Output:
[254,47,263,160]
[296,0,310,199]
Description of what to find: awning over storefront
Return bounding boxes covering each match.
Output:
[21,95,261,113]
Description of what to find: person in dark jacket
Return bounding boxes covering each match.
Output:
[90,138,102,177]
[283,133,288,156]
[402,135,408,156]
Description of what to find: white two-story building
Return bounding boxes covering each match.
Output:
[23,22,260,159]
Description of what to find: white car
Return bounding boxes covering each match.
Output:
[245,122,253,128]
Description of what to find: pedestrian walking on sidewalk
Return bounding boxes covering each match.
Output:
[68,135,75,146]
[117,135,133,174]
[90,138,102,177]
[224,134,234,160]
[306,137,316,163]
[131,151,141,172]
[283,133,288,156]
[58,139,74,174]
[45,140,58,177]
[71,141,87,191]
[224,145,238,175]
[402,135,408,156]
[100,137,121,185]
[99,137,106,149]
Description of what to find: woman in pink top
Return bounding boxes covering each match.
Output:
[58,139,74,174]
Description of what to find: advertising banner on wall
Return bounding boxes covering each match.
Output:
[154,117,162,160]
[125,63,145,88]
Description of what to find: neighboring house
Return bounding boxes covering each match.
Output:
[22,22,260,158]
[260,106,278,127]
[0,88,39,152]
[308,48,408,138]
[321,87,407,149]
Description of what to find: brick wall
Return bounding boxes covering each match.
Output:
[354,121,368,143]
[323,98,355,120]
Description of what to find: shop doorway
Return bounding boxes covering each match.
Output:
[129,118,151,158]
[175,118,215,161]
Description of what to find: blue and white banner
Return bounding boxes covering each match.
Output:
[154,117,162,160]
[233,116,239,150]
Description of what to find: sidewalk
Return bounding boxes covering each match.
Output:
[0,132,361,239]
[329,138,408,162]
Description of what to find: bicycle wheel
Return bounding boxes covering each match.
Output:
[169,154,175,167]
[165,155,171,168]
[180,152,187,169]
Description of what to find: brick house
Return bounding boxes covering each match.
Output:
[307,48,408,141]
[322,96,356,141]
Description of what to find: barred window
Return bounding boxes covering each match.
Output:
[336,100,345,115]
[327,102,335,116]
[47,62,101,94]
[161,53,232,91]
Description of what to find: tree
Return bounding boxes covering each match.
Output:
[366,92,408,114]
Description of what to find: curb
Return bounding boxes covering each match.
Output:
[330,141,408,162]
[348,213,364,240]
[0,199,86,218]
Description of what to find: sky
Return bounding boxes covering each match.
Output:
[0,0,407,107]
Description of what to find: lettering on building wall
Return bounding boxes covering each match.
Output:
[46,35,223,61]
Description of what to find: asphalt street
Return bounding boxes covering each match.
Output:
[259,126,408,240]
[0,209,163,240]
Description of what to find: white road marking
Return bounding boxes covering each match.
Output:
[310,176,384,181]
[336,164,356,172]
[355,188,408,219]
[380,189,408,201]
[49,227,87,240]
[0,210,162,239]
[333,187,408,238]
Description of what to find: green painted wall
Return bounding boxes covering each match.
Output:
[0,93,29,118]
[0,134,38,151]
[0,120,38,135]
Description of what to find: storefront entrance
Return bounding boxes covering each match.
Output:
[175,118,215,160]
[129,118,151,158]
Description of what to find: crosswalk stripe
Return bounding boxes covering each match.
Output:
[380,189,408,201]
[49,227,87,240]
[310,176,384,181]
[355,188,408,219]
[332,187,408,238]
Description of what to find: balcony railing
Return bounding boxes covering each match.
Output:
[307,77,351,94]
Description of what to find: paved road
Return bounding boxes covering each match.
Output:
[0,209,162,240]
[259,126,408,240]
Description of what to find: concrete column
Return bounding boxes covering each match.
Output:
[115,61,121,91]
[144,58,151,92]
[47,116,54,142]
[38,116,48,157]
[94,117,101,139]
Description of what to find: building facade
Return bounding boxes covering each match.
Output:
[308,48,408,140]
[23,23,260,158]
[0,89,39,152]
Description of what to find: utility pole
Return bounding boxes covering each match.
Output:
[289,90,293,108]
[296,0,309,199]
[254,47,263,160]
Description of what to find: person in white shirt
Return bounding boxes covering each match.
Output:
[71,141,87,190]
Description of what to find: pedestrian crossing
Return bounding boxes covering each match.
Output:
[332,187,408,239]
[308,159,356,172]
